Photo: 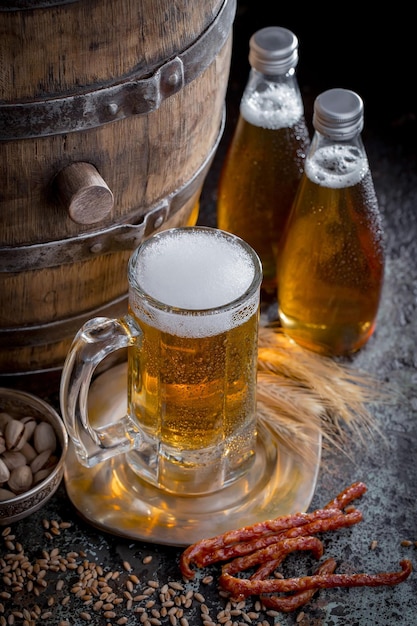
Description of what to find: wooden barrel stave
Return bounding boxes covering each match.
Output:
[0,0,235,375]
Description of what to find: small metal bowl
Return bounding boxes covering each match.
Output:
[0,387,68,525]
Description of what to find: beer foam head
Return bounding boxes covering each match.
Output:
[137,228,256,308]
[306,144,368,189]
[241,83,303,129]
[130,228,261,337]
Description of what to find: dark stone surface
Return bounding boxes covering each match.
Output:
[1,3,416,625]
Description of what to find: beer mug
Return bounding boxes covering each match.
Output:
[60,227,262,495]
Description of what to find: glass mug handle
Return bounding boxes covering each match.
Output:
[60,315,142,468]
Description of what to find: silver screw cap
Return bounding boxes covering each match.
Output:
[313,88,364,140]
[249,27,298,74]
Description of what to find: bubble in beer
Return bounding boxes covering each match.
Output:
[136,229,256,310]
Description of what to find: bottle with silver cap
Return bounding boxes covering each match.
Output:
[217,26,310,298]
[278,88,385,356]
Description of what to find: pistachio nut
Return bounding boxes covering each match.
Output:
[30,449,53,474]
[0,457,10,483]
[1,450,27,471]
[20,441,37,463]
[0,412,12,431]
[33,467,54,485]
[21,416,37,440]
[0,487,15,502]
[1,450,27,470]
[8,464,33,493]
[33,421,57,453]
[5,418,27,451]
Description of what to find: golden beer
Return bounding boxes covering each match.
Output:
[128,309,258,451]
[278,154,385,356]
[126,227,262,492]
[217,78,310,296]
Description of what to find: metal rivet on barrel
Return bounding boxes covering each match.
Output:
[107,103,119,116]
[167,72,180,86]
[153,216,164,229]
[90,243,104,254]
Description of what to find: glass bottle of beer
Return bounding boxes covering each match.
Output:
[278,88,385,357]
[217,26,310,298]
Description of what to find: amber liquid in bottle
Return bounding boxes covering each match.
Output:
[278,143,385,356]
[217,82,310,295]
[186,200,200,227]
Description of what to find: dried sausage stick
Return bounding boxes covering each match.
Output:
[194,509,342,569]
[249,509,362,580]
[180,508,342,579]
[221,536,323,603]
[197,508,362,572]
[221,536,324,577]
[180,482,367,578]
[324,481,367,510]
[260,558,337,612]
[219,559,413,598]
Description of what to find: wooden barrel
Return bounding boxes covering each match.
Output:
[0,0,235,375]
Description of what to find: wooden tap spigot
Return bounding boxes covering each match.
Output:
[56,162,114,225]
